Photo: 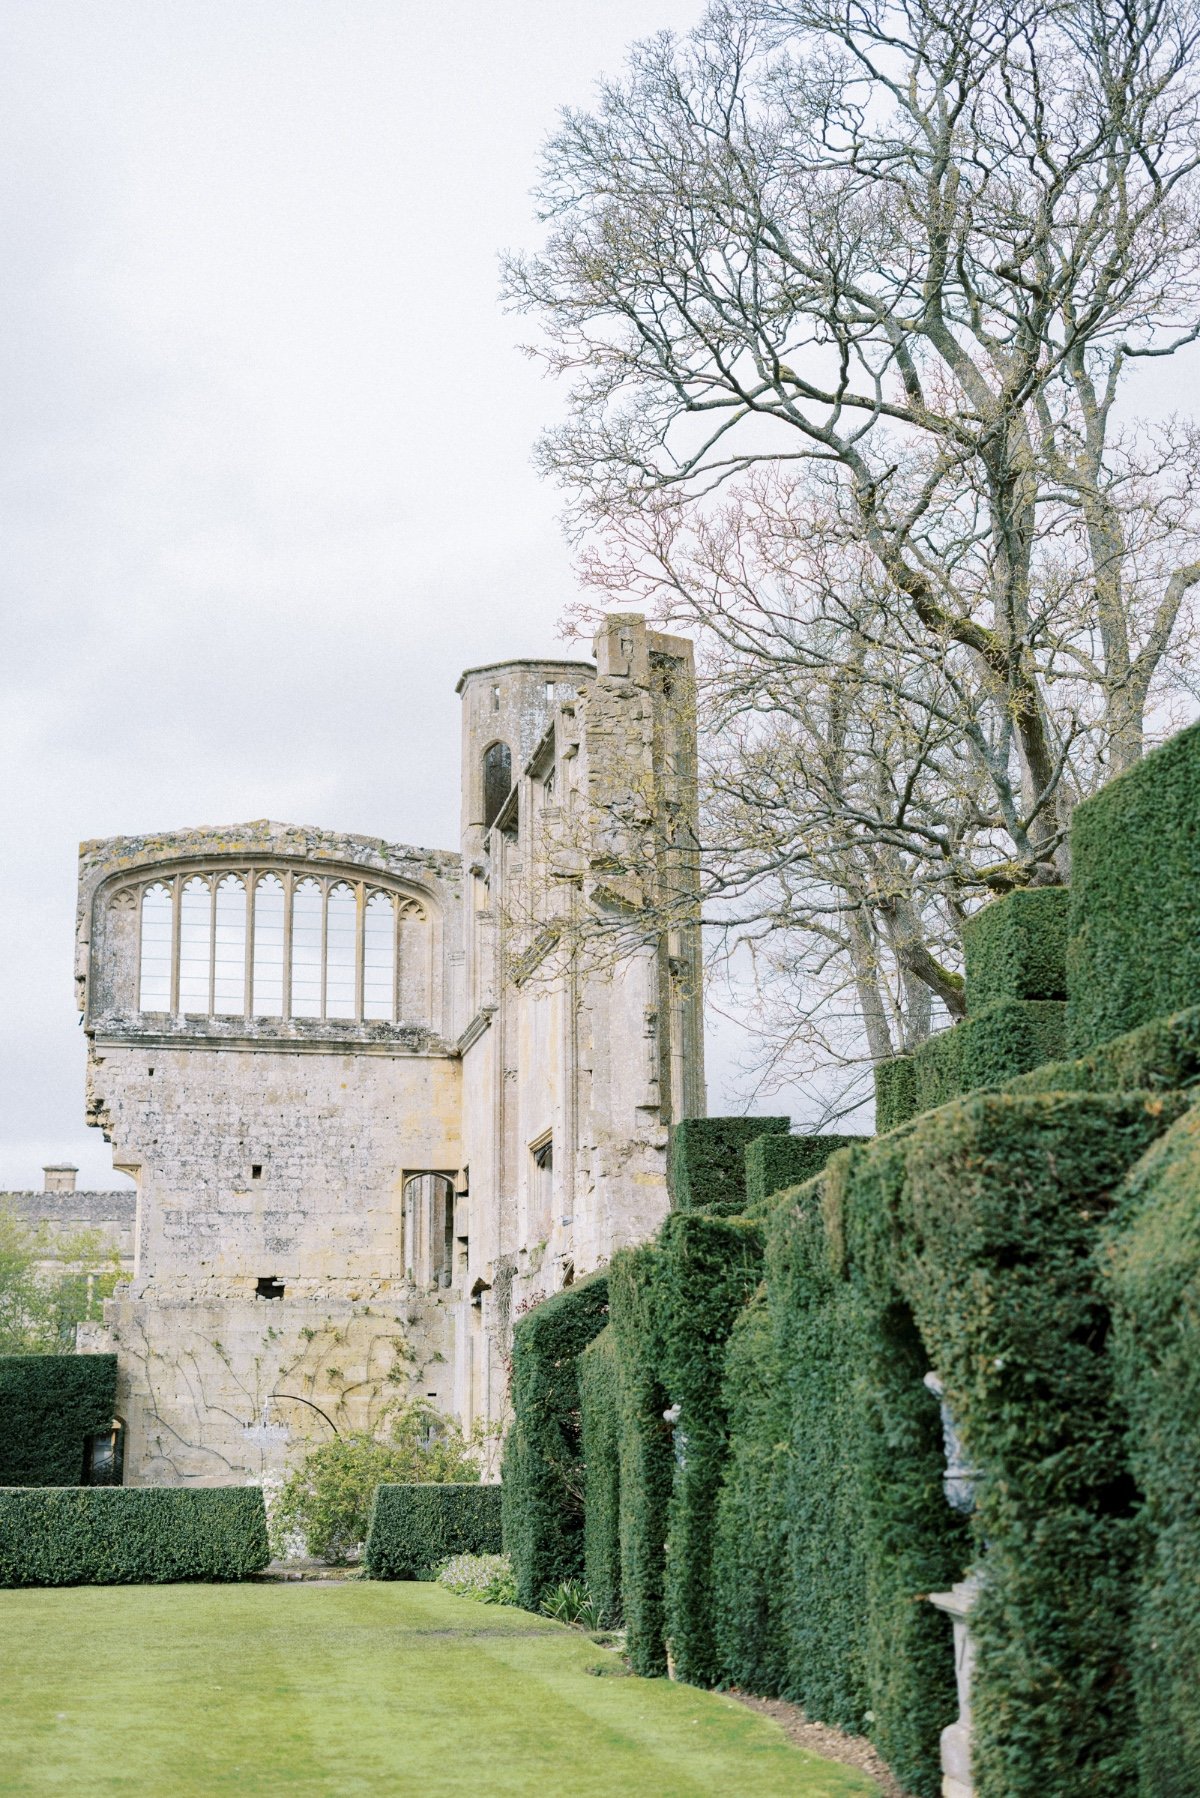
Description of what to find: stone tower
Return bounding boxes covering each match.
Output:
[76,613,704,1483]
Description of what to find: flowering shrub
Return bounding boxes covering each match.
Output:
[435,1552,517,1606]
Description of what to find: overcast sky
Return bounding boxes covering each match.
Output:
[0,0,719,1189]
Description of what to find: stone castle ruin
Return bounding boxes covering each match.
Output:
[71,614,705,1485]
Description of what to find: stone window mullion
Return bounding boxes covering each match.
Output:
[282,870,294,1020]
[170,873,182,1014]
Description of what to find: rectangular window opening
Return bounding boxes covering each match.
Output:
[251,1164,263,1180]
[255,1276,285,1300]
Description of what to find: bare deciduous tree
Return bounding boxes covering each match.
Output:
[506,0,1200,1097]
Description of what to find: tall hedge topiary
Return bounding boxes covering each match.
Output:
[0,1486,268,1586]
[1103,1100,1200,1798]
[608,1243,673,1675]
[670,1116,788,1214]
[0,1354,117,1486]
[578,1325,621,1623]
[658,1212,764,1687]
[1068,719,1200,1054]
[711,1290,791,1697]
[501,1272,609,1609]
[1008,1003,1200,1099]
[890,1090,1185,1798]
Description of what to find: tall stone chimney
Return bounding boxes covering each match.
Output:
[42,1164,78,1193]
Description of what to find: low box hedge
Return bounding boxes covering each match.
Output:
[0,1486,269,1587]
[0,1354,117,1486]
[364,1482,501,1580]
[500,1272,609,1608]
[671,1116,788,1215]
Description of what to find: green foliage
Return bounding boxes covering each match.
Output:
[744,1133,869,1211]
[578,1324,621,1624]
[671,1116,788,1215]
[873,1000,1067,1130]
[712,1291,791,1697]
[434,1551,517,1605]
[0,1486,268,1587]
[659,1212,764,1687]
[873,1054,917,1135]
[1009,1003,1200,1099]
[540,1577,611,1630]
[273,1401,479,1563]
[1104,1101,1200,1797]
[0,1353,117,1486]
[500,1272,609,1608]
[890,1091,1184,1797]
[608,1243,673,1676]
[364,1483,501,1580]
[0,1205,122,1355]
[1068,720,1200,1053]
[963,888,1069,1010]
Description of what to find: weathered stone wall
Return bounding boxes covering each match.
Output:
[76,619,705,1487]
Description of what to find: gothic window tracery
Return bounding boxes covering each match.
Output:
[122,867,428,1026]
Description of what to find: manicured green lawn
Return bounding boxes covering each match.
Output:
[0,1581,877,1796]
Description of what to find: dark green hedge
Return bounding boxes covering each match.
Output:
[0,1486,268,1587]
[873,1000,1066,1131]
[874,1054,918,1134]
[963,888,1069,1010]
[578,1325,621,1623]
[658,1213,764,1686]
[365,1483,501,1580]
[891,1091,1185,1798]
[609,1243,673,1675]
[711,1291,791,1697]
[744,1133,869,1211]
[500,1272,608,1609]
[671,1116,788,1215]
[1104,1100,1200,1798]
[0,1354,117,1486]
[1009,1004,1200,1100]
[1068,720,1200,1054]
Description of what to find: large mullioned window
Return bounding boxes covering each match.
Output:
[133,870,420,1023]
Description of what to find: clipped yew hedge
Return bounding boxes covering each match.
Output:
[711,1290,791,1698]
[963,887,1069,1010]
[1068,720,1200,1054]
[578,1325,621,1623]
[658,1212,764,1687]
[670,1116,788,1215]
[0,1354,117,1487]
[608,1243,673,1676]
[1104,1100,1200,1798]
[1009,1003,1200,1100]
[0,1486,269,1587]
[364,1483,501,1580]
[744,1132,868,1211]
[500,1272,609,1608]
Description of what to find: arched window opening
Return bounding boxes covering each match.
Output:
[403,1173,455,1290]
[252,875,285,1017]
[213,875,247,1015]
[482,741,512,830]
[138,884,173,1012]
[290,878,322,1018]
[178,877,212,1012]
[363,891,396,1021]
[325,883,357,1019]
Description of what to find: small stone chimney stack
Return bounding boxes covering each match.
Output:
[42,1164,78,1194]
